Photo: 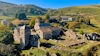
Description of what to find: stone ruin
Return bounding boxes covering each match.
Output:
[64,29,78,39]
[83,33,98,40]
[13,25,40,49]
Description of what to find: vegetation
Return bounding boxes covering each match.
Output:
[15,13,27,20]
[48,5,100,16]
[0,1,47,16]
[0,16,14,20]
[44,14,50,20]
[0,25,14,44]
[0,1,100,56]
[0,24,20,56]
[21,48,47,56]
[29,16,42,27]
[0,43,20,56]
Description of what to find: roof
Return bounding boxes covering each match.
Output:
[40,27,52,33]
[50,26,61,31]
[39,26,60,33]
[39,23,50,27]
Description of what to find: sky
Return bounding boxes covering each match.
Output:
[0,0,100,9]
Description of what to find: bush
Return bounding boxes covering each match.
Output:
[0,43,21,56]
[50,23,60,27]
[79,30,84,35]
[68,22,79,28]
[0,25,14,44]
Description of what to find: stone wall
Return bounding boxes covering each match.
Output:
[13,25,39,49]
[13,28,20,43]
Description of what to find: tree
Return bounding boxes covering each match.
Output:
[45,20,49,23]
[56,15,61,22]
[79,30,84,35]
[29,16,42,27]
[79,18,83,22]
[0,30,14,44]
[29,18,36,27]
[0,43,21,56]
[84,17,90,25]
[0,25,14,44]
[96,28,100,34]
[50,23,60,27]
[15,13,27,20]
[44,14,50,20]
[68,22,78,29]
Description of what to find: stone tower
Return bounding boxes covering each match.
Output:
[14,25,40,49]
[34,18,40,31]
[20,25,31,48]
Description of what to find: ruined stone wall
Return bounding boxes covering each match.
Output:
[36,30,44,39]
[43,33,52,40]
[20,27,31,48]
[13,29,20,43]
[20,28,26,48]
[25,29,31,46]
[52,30,61,37]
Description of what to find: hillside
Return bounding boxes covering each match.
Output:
[1,1,100,17]
[0,1,47,16]
[0,1,17,9]
[48,5,100,16]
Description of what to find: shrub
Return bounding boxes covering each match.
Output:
[68,22,79,28]
[0,43,21,56]
[0,25,14,44]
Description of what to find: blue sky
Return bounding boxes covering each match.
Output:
[0,0,100,9]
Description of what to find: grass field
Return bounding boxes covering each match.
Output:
[0,16,14,20]
[91,19,100,28]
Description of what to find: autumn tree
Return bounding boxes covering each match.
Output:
[79,30,84,35]
[68,22,79,29]
[56,15,61,22]
[29,16,42,27]
[44,14,50,20]
[29,18,36,27]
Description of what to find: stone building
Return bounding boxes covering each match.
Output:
[61,16,75,22]
[83,33,98,40]
[1,19,8,26]
[13,25,39,49]
[51,16,75,22]
[34,18,61,40]
[65,29,78,39]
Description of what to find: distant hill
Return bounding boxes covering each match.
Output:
[0,1,47,16]
[0,1,17,9]
[0,1,100,17]
[48,5,100,16]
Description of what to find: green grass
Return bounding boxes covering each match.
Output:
[21,47,47,56]
[0,16,14,20]
[91,19,100,28]
[40,39,75,50]
[40,39,83,56]
[27,15,45,19]
[75,41,100,55]
[73,23,96,33]
[96,49,100,56]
